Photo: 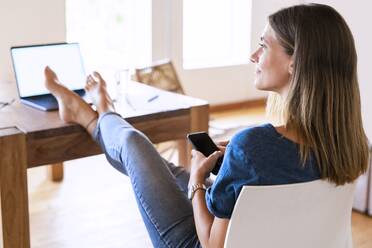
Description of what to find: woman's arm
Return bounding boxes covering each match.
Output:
[189,149,230,247]
[191,189,229,248]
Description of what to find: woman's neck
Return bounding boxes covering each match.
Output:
[273,125,303,145]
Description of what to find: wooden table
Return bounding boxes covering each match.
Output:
[0,81,209,248]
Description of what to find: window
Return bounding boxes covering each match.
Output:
[66,0,152,72]
[183,0,252,69]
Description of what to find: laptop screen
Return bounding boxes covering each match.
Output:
[11,43,86,98]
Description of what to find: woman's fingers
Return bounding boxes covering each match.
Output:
[217,140,229,146]
[217,145,226,155]
[190,149,222,178]
[216,140,229,155]
[205,151,222,171]
[208,150,222,161]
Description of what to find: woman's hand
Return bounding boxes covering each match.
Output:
[216,140,229,154]
[189,149,223,185]
[188,139,228,185]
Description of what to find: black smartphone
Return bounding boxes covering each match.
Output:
[187,132,223,175]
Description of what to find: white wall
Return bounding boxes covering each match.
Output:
[152,0,171,62]
[0,0,66,83]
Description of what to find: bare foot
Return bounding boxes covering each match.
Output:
[85,71,115,115]
[44,66,98,134]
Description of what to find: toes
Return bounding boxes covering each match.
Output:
[86,75,98,87]
[85,76,92,89]
[88,75,97,84]
[93,71,106,87]
[93,71,102,80]
[44,66,58,81]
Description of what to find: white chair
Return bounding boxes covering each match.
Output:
[224,180,356,248]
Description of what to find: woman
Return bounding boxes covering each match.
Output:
[44,3,369,248]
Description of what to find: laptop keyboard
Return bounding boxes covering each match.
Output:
[26,94,58,110]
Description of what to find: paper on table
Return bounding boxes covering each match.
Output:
[114,81,206,118]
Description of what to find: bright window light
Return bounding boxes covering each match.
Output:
[183,0,252,69]
[66,0,152,71]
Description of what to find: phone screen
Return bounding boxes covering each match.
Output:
[187,132,223,175]
[187,132,219,156]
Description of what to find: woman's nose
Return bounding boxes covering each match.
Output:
[250,50,259,63]
[250,53,257,63]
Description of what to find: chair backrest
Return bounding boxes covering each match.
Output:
[224,180,355,248]
[134,59,185,94]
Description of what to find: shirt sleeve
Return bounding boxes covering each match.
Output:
[205,142,259,219]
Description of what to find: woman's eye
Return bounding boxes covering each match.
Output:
[259,43,266,49]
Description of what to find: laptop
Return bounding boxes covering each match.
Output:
[11,43,91,111]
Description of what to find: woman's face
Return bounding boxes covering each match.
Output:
[250,24,293,96]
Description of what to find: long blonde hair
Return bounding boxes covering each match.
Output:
[267,4,369,185]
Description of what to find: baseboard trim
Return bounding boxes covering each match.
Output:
[210,98,267,113]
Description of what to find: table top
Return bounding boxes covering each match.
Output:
[0,80,208,137]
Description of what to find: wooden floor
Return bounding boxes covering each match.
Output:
[1,106,372,247]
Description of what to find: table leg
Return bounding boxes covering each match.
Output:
[177,140,189,167]
[190,105,209,133]
[0,128,30,248]
[49,163,64,182]
[178,104,209,169]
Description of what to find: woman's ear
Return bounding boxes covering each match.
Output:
[288,59,294,75]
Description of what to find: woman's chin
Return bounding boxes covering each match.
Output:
[254,79,277,92]
[254,80,267,91]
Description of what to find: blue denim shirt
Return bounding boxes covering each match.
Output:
[205,123,321,219]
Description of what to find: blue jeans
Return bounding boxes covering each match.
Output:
[93,112,208,248]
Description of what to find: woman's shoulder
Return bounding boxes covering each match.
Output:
[228,123,302,163]
[230,123,278,148]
